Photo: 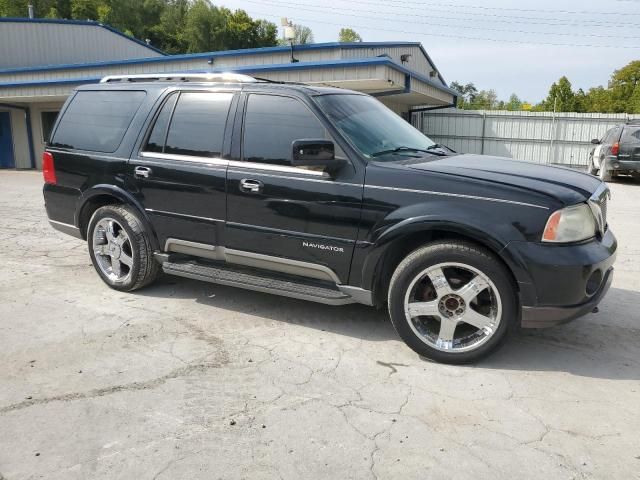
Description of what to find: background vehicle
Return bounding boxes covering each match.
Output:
[42,73,616,364]
[589,121,640,181]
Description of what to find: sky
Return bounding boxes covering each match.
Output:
[217,0,640,103]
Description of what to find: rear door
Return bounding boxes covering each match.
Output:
[225,92,364,284]
[128,89,236,252]
[619,125,640,162]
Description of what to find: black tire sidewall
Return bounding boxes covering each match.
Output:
[388,242,517,364]
[87,206,143,291]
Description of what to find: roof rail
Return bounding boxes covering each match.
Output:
[100,72,258,84]
[626,118,640,125]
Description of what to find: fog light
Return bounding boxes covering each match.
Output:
[586,269,603,296]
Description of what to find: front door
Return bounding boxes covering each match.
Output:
[0,112,15,169]
[128,90,236,252]
[225,93,364,284]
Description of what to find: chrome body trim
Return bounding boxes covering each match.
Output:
[164,238,219,260]
[49,219,79,230]
[139,151,228,167]
[365,184,549,210]
[337,285,374,306]
[101,72,258,84]
[145,208,224,223]
[224,248,340,283]
[227,160,328,177]
[159,240,342,284]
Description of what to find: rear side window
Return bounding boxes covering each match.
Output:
[621,126,640,143]
[242,94,327,165]
[145,93,178,154]
[157,92,233,158]
[51,90,146,152]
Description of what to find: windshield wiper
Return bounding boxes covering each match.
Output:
[371,146,447,157]
[426,143,454,153]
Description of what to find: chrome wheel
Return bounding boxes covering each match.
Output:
[92,217,134,283]
[403,262,502,353]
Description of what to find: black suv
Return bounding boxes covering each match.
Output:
[43,73,616,363]
[589,121,640,181]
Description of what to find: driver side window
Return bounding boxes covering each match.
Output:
[242,94,330,167]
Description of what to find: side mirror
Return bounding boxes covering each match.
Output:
[591,138,601,145]
[291,139,345,174]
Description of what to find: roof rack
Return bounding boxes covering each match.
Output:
[100,72,259,84]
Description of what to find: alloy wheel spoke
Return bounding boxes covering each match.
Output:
[461,308,493,331]
[94,244,109,256]
[437,318,457,344]
[456,275,490,304]
[119,253,133,267]
[105,220,117,243]
[111,258,122,277]
[115,233,128,247]
[426,267,452,298]
[407,300,440,318]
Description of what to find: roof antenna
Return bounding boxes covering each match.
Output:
[28,3,35,18]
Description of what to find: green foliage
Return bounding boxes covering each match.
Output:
[0,0,280,54]
[339,28,362,42]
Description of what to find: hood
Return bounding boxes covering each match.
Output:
[404,153,601,205]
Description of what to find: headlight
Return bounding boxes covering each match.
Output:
[542,203,597,243]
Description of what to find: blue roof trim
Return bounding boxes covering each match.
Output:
[0,57,457,96]
[0,41,435,77]
[0,17,165,56]
[0,77,102,88]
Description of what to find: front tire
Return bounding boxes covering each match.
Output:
[387,241,517,364]
[87,205,160,292]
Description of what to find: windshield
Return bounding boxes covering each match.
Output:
[314,94,436,159]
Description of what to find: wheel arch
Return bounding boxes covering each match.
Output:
[366,221,521,307]
[75,185,160,250]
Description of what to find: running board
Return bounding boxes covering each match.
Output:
[162,259,357,306]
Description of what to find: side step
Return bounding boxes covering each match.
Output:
[162,259,356,305]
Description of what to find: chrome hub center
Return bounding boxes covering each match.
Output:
[438,293,466,318]
[108,242,121,259]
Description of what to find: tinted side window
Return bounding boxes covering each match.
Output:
[51,91,146,152]
[145,93,178,153]
[621,126,640,143]
[243,94,327,165]
[164,92,233,157]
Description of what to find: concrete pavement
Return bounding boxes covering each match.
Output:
[0,171,638,479]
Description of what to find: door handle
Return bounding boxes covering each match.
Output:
[134,166,152,178]
[239,178,263,193]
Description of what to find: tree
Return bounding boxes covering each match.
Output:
[540,76,575,112]
[608,60,640,113]
[339,28,361,42]
[292,24,313,45]
[450,81,477,108]
[506,93,522,111]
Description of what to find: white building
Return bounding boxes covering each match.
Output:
[0,17,457,169]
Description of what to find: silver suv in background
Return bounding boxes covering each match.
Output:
[589,121,640,181]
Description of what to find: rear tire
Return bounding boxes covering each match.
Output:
[87,205,160,292]
[387,241,517,364]
[599,158,612,182]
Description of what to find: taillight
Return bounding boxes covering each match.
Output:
[611,142,619,156]
[42,152,57,185]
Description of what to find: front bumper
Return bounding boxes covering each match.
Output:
[521,267,613,328]
[504,229,617,328]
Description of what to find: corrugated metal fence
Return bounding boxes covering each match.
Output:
[412,108,637,167]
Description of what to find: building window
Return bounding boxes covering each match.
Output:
[41,111,59,143]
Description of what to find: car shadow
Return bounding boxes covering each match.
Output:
[137,278,640,380]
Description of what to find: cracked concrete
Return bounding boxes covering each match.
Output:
[1,170,639,480]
